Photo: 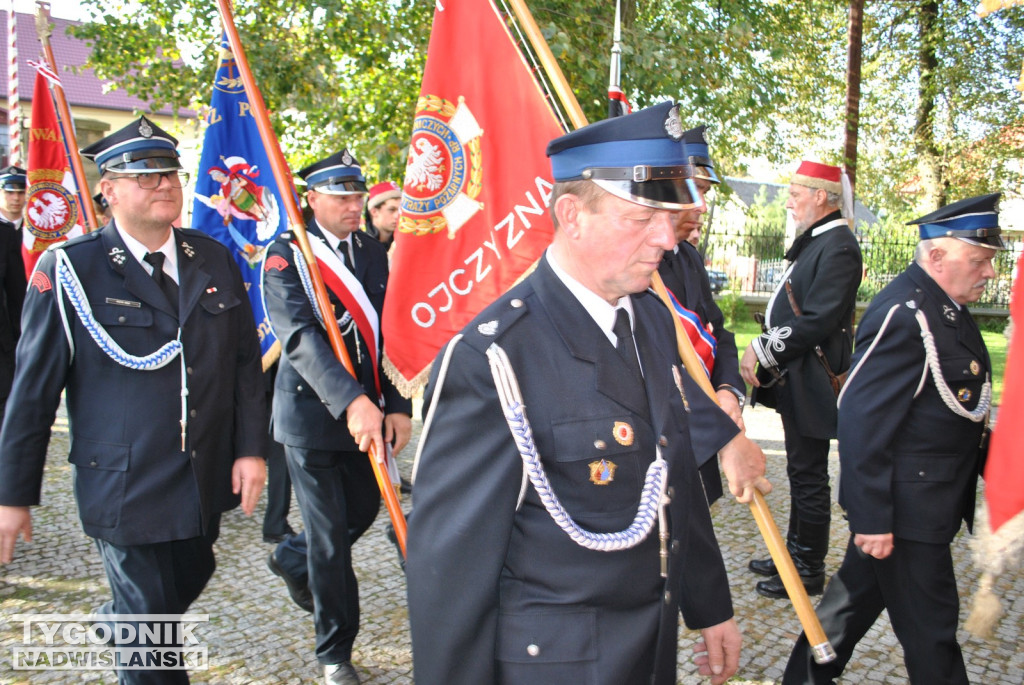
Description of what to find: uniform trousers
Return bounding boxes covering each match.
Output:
[781,412,832,525]
[94,515,220,685]
[784,535,967,684]
[285,445,380,664]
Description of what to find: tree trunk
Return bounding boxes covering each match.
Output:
[915,0,946,213]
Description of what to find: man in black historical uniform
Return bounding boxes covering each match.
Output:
[406,102,770,685]
[740,160,862,599]
[657,125,745,505]
[0,164,26,232]
[784,193,1001,684]
[0,116,267,684]
[0,167,26,425]
[261,149,412,685]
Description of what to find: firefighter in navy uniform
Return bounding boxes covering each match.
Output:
[0,166,26,423]
[406,102,770,685]
[656,125,745,505]
[261,149,412,685]
[784,193,1001,685]
[0,116,267,684]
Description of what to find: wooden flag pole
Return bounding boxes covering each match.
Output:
[507,0,835,663]
[34,2,99,233]
[215,0,407,556]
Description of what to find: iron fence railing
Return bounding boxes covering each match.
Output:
[699,221,1020,310]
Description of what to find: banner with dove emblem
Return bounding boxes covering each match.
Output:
[192,35,287,368]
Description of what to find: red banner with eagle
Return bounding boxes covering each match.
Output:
[23,66,83,277]
[381,0,564,396]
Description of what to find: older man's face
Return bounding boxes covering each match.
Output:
[785,183,826,233]
[563,191,677,304]
[932,239,997,305]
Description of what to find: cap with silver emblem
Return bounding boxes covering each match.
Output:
[298,148,367,196]
[907,192,1004,250]
[81,116,181,175]
[545,101,702,211]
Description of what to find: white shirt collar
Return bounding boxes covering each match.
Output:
[321,230,353,264]
[546,248,634,347]
[116,223,179,283]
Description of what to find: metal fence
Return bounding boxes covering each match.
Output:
[699,221,1020,310]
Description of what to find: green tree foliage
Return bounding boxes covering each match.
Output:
[71,0,1023,214]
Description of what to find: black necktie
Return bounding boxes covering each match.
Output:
[340,243,354,272]
[143,252,179,308]
[613,308,643,382]
[785,230,813,261]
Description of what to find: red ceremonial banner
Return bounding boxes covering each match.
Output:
[382,0,564,396]
[985,252,1024,533]
[23,69,82,277]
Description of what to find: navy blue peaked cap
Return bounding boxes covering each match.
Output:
[81,116,181,174]
[682,125,719,185]
[298,149,367,195]
[0,165,26,191]
[546,101,702,211]
[908,192,1003,249]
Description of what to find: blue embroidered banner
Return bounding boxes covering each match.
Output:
[192,35,287,366]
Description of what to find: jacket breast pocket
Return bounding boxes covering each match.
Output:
[200,290,242,316]
[497,609,597,682]
[92,304,153,328]
[892,453,959,483]
[548,415,646,520]
[69,437,130,529]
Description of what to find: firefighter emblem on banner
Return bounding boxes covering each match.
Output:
[400,95,484,239]
[26,176,79,246]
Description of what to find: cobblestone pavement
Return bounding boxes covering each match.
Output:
[1,403,1021,684]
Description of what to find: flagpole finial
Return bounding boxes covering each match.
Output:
[34,1,53,40]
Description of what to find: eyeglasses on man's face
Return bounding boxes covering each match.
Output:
[110,170,190,190]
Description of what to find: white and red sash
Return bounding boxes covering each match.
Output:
[665,287,717,378]
[296,237,383,399]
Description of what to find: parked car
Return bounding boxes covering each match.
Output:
[708,269,729,293]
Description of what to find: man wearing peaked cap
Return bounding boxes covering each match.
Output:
[407,101,770,685]
[0,115,267,684]
[262,148,411,685]
[0,165,27,230]
[656,124,747,507]
[740,159,863,600]
[0,164,26,428]
[784,194,1001,684]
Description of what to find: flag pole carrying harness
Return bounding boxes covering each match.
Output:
[53,248,189,448]
[486,342,669,554]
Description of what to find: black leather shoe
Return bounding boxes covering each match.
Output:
[262,528,296,544]
[755,572,825,600]
[399,476,413,495]
[324,661,361,685]
[748,556,777,577]
[266,551,314,613]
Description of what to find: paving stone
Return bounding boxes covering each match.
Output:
[1,404,1020,683]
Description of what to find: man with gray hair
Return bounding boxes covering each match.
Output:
[740,160,862,599]
[784,193,1001,684]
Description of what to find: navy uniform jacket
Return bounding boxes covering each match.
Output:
[751,212,862,439]
[407,257,738,685]
[0,223,267,545]
[658,242,743,503]
[262,221,410,451]
[837,262,989,543]
[0,219,25,401]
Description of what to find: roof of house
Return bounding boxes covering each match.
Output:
[1,12,186,116]
[724,176,879,228]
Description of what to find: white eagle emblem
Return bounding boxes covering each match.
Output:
[28,191,70,229]
[404,138,446,192]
